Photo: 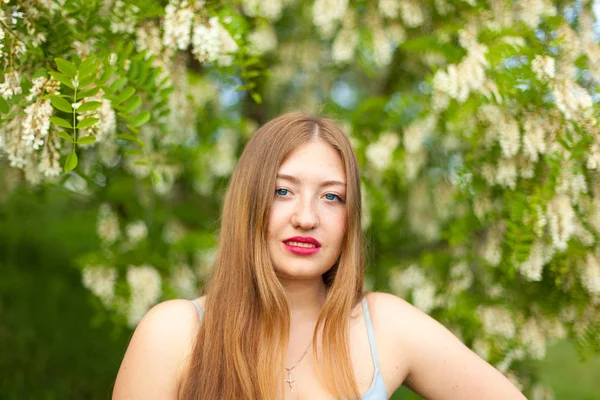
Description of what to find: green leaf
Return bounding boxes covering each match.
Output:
[123,95,142,113]
[79,74,95,89]
[55,58,77,78]
[109,77,128,93]
[117,133,139,142]
[20,77,32,94]
[78,56,97,78]
[0,96,9,114]
[123,41,134,59]
[98,66,116,86]
[114,87,135,105]
[77,135,97,145]
[50,117,73,129]
[77,87,100,100]
[251,92,262,104]
[124,150,144,156]
[48,71,74,89]
[72,54,81,67]
[78,101,102,112]
[57,131,74,143]
[131,111,150,127]
[127,125,140,134]
[33,68,48,79]
[77,118,99,128]
[64,152,78,172]
[49,95,73,113]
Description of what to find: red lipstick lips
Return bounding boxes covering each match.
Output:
[282,236,321,255]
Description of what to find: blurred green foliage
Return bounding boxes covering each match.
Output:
[2,0,600,398]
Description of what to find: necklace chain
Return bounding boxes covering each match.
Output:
[284,340,312,392]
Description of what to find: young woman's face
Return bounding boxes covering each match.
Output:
[267,138,347,281]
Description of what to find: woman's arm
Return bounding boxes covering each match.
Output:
[372,292,527,400]
[112,300,200,400]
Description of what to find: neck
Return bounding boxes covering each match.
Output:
[280,277,328,322]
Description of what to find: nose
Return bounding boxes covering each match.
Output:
[291,197,319,230]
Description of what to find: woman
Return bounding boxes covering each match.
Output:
[113,112,526,399]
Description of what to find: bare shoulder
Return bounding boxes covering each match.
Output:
[363,291,424,341]
[112,298,204,400]
[364,292,526,400]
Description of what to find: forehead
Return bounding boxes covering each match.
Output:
[277,139,345,181]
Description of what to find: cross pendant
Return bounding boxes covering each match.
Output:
[285,370,295,392]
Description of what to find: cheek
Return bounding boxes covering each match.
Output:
[267,203,286,237]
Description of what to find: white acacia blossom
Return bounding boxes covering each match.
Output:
[433,28,489,105]
[522,113,547,162]
[477,306,516,339]
[332,12,358,64]
[0,71,22,100]
[163,0,195,50]
[194,248,217,279]
[481,223,505,266]
[125,220,148,244]
[390,264,425,297]
[399,0,424,28]
[97,203,120,245]
[366,132,399,171]
[403,146,426,180]
[581,252,600,296]
[371,18,396,67]
[82,265,118,307]
[127,264,162,327]
[546,194,575,251]
[520,318,546,359]
[531,55,555,81]
[192,17,238,66]
[242,0,283,21]
[312,0,348,38]
[135,22,163,57]
[448,261,474,294]
[169,263,197,299]
[552,78,593,121]
[378,0,399,18]
[497,112,520,158]
[0,76,61,181]
[495,158,518,189]
[248,24,278,56]
[518,240,548,281]
[412,281,438,314]
[109,0,139,35]
[515,0,555,29]
[403,116,436,153]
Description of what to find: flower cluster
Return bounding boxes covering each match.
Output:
[0,76,61,182]
[192,16,238,66]
[82,265,118,307]
[97,203,120,245]
[126,264,162,327]
[163,0,195,50]
[242,0,283,21]
[312,0,348,38]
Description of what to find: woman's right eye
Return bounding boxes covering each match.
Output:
[275,188,289,197]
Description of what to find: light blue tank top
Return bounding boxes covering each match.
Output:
[190,297,388,399]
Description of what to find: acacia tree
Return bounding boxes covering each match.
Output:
[1,0,599,397]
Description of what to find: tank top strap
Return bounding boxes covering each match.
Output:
[361,296,380,369]
[190,299,204,321]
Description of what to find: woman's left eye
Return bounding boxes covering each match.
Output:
[324,193,342,202]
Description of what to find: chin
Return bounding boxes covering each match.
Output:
[273,262,333,281]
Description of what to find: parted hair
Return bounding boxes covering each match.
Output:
[177,112,365,399]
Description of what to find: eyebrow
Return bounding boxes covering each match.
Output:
[276,173,346,188]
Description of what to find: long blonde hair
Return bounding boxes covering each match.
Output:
[178,112,365,399]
